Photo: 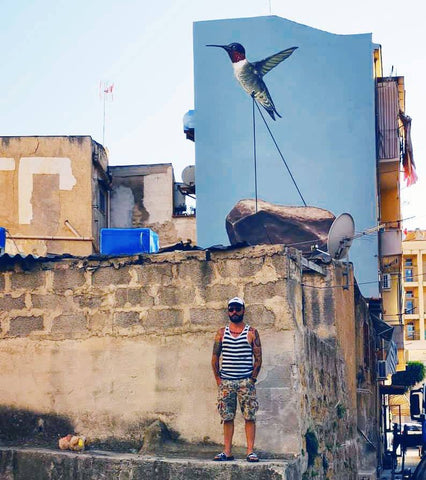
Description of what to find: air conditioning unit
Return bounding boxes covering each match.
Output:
[377,360,387,380]
[381,273,391,290]
[358,470,376,480]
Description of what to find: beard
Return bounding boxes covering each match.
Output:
[230,316,243,323]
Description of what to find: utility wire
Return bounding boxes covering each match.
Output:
[300,279,379,290]
[301,269,426,291]
[253,99,307,206]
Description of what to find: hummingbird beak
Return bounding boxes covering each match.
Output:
[206,44,230,51]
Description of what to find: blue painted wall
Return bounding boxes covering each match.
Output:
[194,16,378,296]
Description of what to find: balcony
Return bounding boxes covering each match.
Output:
[404,298,418,315]
[405,327,420,341]
[404,268,418,285]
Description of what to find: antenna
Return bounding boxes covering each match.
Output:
[327,213,355,260]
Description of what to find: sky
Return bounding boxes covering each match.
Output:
[1,0,424,230]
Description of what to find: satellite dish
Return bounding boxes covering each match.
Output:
[182,165,195,186]
[327,213,355,260]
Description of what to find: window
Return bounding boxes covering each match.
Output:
[98,185,108,216]
[405,258,413,267]
[405,268,414,282]
[405,299,415,314]
[382,273,391,290]
[407,322,415,339]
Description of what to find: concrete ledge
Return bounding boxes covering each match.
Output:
[0,446,298,480]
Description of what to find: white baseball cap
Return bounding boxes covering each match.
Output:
[228,297,245,307]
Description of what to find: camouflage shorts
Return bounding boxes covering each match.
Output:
[217,378,258,422]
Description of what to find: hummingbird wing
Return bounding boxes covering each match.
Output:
[253,47,298,77]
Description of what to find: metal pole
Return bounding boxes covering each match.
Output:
[252,95,258,213]
[102,89,106,146]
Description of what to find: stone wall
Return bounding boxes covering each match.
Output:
[0,245,375,478]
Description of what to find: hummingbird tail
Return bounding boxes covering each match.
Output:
[266,109,276,121]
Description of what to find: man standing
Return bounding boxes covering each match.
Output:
[211,297,262,462]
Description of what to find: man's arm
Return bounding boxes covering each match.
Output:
[212,328,224,386]
[249,328,262,382]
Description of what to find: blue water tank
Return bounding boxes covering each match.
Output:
[0,227,5,253]
[100,228,159,255]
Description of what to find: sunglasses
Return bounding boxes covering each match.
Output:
[228,305,243,313]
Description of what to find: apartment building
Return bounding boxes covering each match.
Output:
[402,230,426,361]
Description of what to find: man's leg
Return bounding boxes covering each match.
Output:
[223,420,234,456]
[245,420,256,454]
[216,380,237,459]
[238,379,259,455]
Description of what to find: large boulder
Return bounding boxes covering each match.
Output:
[226,199,335,253]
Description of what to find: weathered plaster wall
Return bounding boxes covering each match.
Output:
[110,164,196,247]
[354,287,380,473]
[0,136,107,257]
[0,246,372,477]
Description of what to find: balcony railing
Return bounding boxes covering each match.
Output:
[404,300,417,314]
[405,329,420,341]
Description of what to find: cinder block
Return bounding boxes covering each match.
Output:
[238,257,265,277]
[92,266,131,287]
[215,259,241,279]
[51,313,87,335]
[32,294,77,311]
[0,295,26,311]
[113,311,141,328]
[189,308,226,327]
[134,264,173,287]
[74,295,104,309]
[8,316,44,336]
[244,304,275,327]
[244,281,288,304]
[157,286,194,307]
[270,254,290,279]
[143,309,184,330]
[11,271,45,290]
[115,288,154,307]
[53,269,86,291]
[176,260,215,286]
[203,284,234,304]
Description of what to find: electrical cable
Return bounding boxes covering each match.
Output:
[253,99,307,206]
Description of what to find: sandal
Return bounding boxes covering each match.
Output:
[213,452,234,461]
[246,452,259,462]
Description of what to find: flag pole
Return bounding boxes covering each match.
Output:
[101,82,113,146]
[102,86,106,145]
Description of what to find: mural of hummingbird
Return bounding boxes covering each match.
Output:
[206,42,298,120]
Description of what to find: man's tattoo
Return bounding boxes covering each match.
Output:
[252,329,262,379]
[213,340,222,356]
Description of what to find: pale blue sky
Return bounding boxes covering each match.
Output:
[1,0,424,229]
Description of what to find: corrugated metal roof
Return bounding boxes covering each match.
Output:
[0,252,75,263]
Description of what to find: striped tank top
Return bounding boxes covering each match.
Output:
[220,324,253,380]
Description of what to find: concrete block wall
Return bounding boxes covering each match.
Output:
[0,246,370,478]
[0,245,305,456]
